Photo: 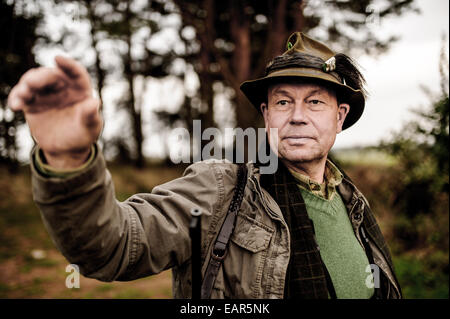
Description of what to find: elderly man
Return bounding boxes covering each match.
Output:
[8,32,401,299]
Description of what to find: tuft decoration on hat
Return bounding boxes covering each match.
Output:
[333,53,367,98]
[322,56,336,72]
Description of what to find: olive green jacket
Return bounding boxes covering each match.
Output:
[31,148,401,299]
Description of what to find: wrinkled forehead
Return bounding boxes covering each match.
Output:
[267,78,337,100]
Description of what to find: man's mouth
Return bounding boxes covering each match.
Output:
[283,135,314,141]
[282,135,315,145]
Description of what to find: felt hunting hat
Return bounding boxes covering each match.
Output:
[240,32,367,130]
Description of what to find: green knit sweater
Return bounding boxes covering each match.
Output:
[288,161,374,299]
[298,186,374,299]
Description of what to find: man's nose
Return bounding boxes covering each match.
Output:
[289,102,308,125]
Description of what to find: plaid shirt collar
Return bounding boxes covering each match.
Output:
[288,159,344,200]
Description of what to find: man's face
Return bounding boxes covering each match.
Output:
[261,82,350,165]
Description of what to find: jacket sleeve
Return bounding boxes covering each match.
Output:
[30,145,221,282]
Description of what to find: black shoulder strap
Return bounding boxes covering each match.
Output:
[200,163,248,299]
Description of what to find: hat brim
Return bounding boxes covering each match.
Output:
[240,67,365,130]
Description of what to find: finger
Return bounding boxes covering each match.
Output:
[54,55,90,90]
[14,81,34,103]
[79,97,103,141]
[80,97,102,129]
[20,67,69,93]
[7,86,24,111]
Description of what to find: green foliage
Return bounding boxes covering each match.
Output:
[386,93,449,198]
[381,40,449,267]
[394,253,449,299]
[382,42,449,218]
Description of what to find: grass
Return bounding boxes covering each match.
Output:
[332,146,398,167]
[0,150,448,299]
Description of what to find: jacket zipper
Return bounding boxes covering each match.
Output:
[363,224,401,298]
[349,199,364,247]
[352,195,401,298]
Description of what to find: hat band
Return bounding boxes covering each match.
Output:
[267,67,343,85]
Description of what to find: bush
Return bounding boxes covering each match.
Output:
[381,40,449,250]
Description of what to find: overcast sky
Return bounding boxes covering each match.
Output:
[16,0,450,161]
[333,0,449,149]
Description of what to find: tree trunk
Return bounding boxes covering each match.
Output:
[199,0,215,131]
[229,1,259,131]
[85,0,105,109]
[124,2,144,168]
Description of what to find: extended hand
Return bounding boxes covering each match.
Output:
[8,56,103,169]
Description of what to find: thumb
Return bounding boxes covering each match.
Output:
[54,55,91,91]
[79,97,102,132]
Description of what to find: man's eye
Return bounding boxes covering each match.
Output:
[276,100,289,106]
[309,99,323,105]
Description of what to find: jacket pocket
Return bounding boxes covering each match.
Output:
[219,212,274,298]
[230,213,273,252]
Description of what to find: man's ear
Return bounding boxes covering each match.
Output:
[260,102,269,132]
[336,103,350,133]
[260,102,267,114]
[260,102,268,119]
